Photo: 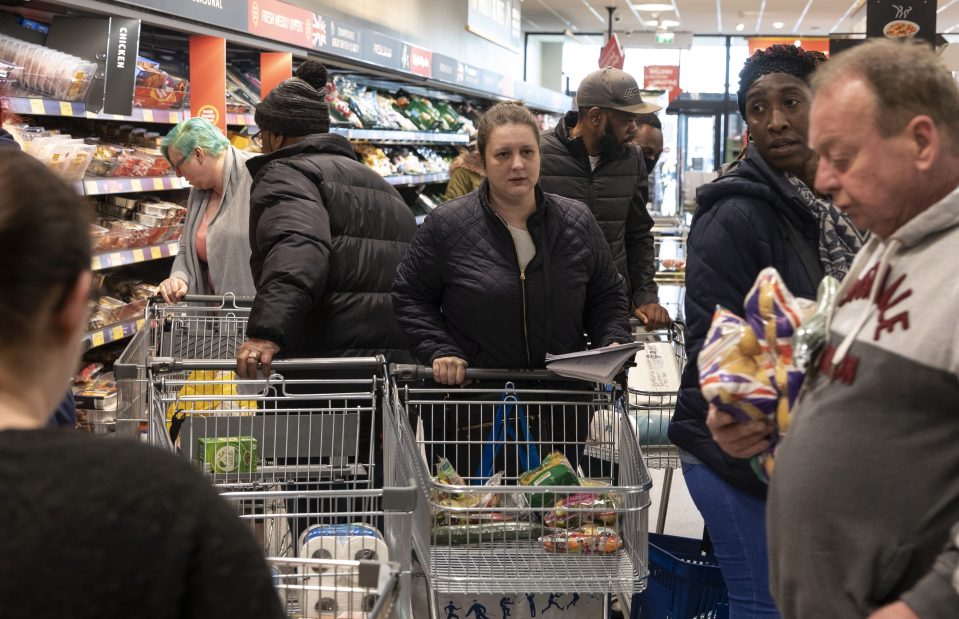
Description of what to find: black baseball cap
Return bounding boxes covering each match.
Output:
[575,67,662,114]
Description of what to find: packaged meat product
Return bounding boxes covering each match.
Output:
[540,525,623,554]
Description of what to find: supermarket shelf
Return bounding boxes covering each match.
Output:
[384,172,450,186]
[330,127,469,144]
[226,112,256,125]
[82,176,189,196]
[92,241,180,271]
[7,97,184,124]
[84,318,144,350]
[87,107,185,124]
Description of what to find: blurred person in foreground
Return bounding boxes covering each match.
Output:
[710,39,959,619]
[235,59,415,377]
[671,44,866,618]
[539,67,671,330]
[159,117,256,302]
[0,149,283,618]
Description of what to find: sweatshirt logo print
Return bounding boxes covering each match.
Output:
[838,263,913,341]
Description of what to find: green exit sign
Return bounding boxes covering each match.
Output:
[656,32,675,44]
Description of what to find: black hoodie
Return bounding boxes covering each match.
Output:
[669,146,822,498]
[245,133,416,362]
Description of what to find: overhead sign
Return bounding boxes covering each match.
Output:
[466,0,522,51]
[247,0,314,49]
[104,18,141,116]
[406,45,433,77]
[867,0,936,45]
[644,65,681,103]
[119,0,247,32]
[598,34,625,69]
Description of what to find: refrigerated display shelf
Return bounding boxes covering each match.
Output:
[7,97,185,124]
[85,318,144,350]
[92,241,179,271]
[330,127,469,144]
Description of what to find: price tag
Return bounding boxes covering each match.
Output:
[152,177,164,190]
[132,248,145,263]
[29,99,45,115]
[84,180,98,194]
[141,108,154,123]
[130,178,143,192]
[152,246,164,259]
[59,101,74,116]
[91,331,106,348]
[91,256,102,270]
[111,325,124,341]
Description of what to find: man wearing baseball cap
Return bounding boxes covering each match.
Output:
[540,66,670,329]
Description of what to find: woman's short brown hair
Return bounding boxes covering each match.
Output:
[476,101,540,162]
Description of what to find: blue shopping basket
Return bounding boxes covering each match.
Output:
[632,533,729,619]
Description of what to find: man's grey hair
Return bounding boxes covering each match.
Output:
[811,39,959,154]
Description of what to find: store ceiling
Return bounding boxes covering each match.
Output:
[523,0,959,38]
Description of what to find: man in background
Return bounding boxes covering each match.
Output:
[540,67,670,329]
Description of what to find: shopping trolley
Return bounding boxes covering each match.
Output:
[388,365,652,619]
[131,294,414,617]
[629,321,686,534]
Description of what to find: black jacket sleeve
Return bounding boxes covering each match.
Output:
[584,215,633,347]
[247,161,331,348]
[625,156,659,306]
[391,213,469,365]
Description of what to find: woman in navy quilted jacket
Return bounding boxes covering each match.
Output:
[392,102,632,477]
[669,45,866,618]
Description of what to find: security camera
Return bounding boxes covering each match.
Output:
[614,15,622,22]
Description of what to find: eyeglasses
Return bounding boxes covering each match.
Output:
[251,131,263,149]
[169,149,194,174]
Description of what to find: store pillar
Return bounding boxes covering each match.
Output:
[189,35,227,133]
[260,52,293,99]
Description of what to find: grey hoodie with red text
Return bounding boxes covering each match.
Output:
[767,185,959,618]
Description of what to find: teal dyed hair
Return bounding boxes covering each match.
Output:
[161,117,229,163]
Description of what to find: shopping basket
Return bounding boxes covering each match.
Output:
[633,533,729,619]
[388,365,652,619]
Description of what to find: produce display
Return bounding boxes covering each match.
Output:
[0,34,96,101]
[699,268,839,481]
[331,76,475,134]
[353,144,456,178]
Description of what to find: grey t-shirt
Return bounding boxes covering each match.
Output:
[507,225,536,271]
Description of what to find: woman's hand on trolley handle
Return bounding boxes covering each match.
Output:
[236,338,281,379]
[158,276,188,304]
[706,404,773,459]
[432,356,468,386]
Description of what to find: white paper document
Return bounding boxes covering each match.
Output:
[545,342,643,383]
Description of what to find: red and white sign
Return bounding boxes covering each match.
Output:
[248,0,314,49]
[644,65,681,102]
[408,45,432,77]
[598,33,625,69]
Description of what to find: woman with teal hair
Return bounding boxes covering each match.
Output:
[158,117,256,301]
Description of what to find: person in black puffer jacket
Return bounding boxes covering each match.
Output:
[669,46,866,619]
[392,102,632,478]
[235,60,416,376]
[540,67,670,330]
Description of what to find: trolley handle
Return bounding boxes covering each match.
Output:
[390,364,573,382]
[149,293,256,307]
[149,355,386,373]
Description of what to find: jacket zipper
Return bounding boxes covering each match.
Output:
[520,269,532,368]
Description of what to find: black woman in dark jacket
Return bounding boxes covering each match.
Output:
[392,102,632,475]
[668,46,867,619]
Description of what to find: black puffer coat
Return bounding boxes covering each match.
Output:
[391,181,632,369]
[245,133,416,362]
[540,112,658,307]
[669,146,822,499]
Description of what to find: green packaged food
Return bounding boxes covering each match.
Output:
[431,521,545,546]
[198,436,258,474]
[519,452,581,508]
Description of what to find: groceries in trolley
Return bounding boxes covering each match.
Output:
[429,453,625,554]
[197,436,258,474]
[699,268,839,481]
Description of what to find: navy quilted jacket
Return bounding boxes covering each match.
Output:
[392,181,632,369]
[669,147,821,498]
[245,133,416,362]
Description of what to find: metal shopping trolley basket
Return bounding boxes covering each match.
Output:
[387,365,653,619]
